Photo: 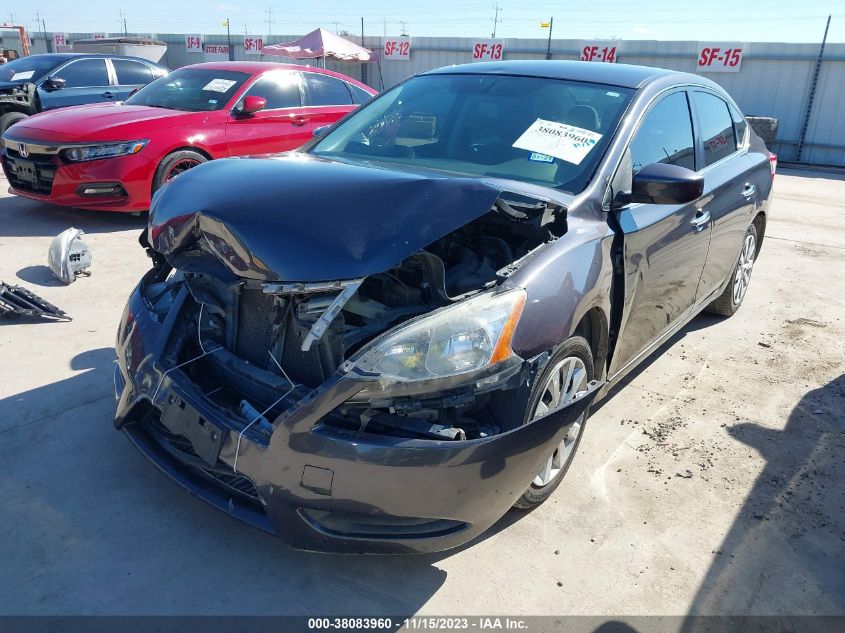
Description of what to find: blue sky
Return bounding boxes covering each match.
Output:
[5,1,843,42]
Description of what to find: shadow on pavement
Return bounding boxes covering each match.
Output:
[0,190,146,238]
[16,264,63,287]
[0,347,451,615]
[680,373,845,618]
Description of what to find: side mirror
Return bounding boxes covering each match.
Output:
[43,76,66,91]
[239,95,266,115]
[312,125,330,138]
[629,162,704,205]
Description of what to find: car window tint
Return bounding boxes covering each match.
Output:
[304,73,353,106]
[113,59,153,85]
[630,91,695,174]
[347,82,373,104]
[59,59,110,87]
[729,103,748,147]
[693,91,737,166]
[244,72,301,109]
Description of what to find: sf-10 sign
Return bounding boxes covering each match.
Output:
[697,45,744,72]
[382,38,411,60]
[472,40,504,62]
[244,36,264,55]
[185,34,203,53]
[580,43,617,63]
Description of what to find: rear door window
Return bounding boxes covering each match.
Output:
[347,82,374,104]
[630,91,696,175]
[113,59,154,85]
[59,59,110,87]
[243,72,302,109]
[693,91,737,166]
[303,73,353,106]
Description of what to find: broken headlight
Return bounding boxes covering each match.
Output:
[357,288,526,381]
[62,140,148,162]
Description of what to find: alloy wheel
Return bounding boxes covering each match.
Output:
[164,158,201,182]
[531,356,588,487]
[732,232,757,306]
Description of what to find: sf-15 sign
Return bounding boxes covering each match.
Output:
[382,38,411,60]
[697,44,744,72]
[472,40,504,62]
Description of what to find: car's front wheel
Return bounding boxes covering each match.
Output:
[513,336,594,510]
[706,222,759,317]
[0,111,27,136]
[152,150,208,193]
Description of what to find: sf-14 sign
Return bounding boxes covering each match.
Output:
[580,42,618,63]
[697,44,744,72]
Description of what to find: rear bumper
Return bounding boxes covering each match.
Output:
[1,148,155,212]
[115,282,600,553]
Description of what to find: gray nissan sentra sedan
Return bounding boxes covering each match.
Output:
[114,61,775,553]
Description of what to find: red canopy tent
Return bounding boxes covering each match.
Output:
[260,28,374,65]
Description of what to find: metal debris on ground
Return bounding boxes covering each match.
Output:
[0,282,70,320]
[48,227,92,284]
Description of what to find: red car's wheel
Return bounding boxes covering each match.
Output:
[153,150,208,193]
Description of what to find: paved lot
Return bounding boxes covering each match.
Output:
[0,168,843,617]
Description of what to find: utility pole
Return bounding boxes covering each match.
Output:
[332,21,342,33]
[545,17,553,60]
[265,7,273,38]
[118,10,128,35]
[383,18,387,37]
[797,14,832,163]
[400,20,408,36]
[223,18,233,61]
[361,17,367,84]
[37,11,51,53]
[491,4,502,38]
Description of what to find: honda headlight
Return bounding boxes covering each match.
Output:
[356,289,526,382]
[62,140,148,162]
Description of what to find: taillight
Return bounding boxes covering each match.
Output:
[769,152,777,179]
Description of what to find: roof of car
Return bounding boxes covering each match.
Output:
[26,52,163,65]
[424,60,697,89]
[181,61,374,88]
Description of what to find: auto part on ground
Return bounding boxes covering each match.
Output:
[0,282,69,320]
[140,155,567,443]
[48,228,92,285]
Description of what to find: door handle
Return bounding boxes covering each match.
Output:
[102,91,115,99]
[289,115,310,126]
[691,209,711,231]
[741,183,756,199]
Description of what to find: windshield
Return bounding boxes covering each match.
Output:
[311,73,634,193]
[125,68,250,112]
[0,56,61,83]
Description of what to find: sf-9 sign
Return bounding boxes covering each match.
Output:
[185,34,203,53]
[697,45,744,72]
[382,38,411,60]
[472,40,504,62]
[580,43,617,63]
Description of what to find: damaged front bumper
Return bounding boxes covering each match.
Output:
[115,279,600,554]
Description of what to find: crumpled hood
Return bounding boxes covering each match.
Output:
[148,153,523,282]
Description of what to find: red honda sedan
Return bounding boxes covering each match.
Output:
[0,62,376,212]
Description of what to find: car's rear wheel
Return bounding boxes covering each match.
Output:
[152,150,208,193]
[513,336,594,510]
[705,222,758,317]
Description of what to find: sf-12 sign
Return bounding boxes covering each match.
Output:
[697,44,744,72]
[382,37,411,60]
[580,42,618,63]
[472,40,504,62]
[244,36,264,55]
[185,34,203,53]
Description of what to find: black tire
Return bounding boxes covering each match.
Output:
[513,336,594,510]
[152,150,208,193]
[0,111,28,135]
[705,222,759,317]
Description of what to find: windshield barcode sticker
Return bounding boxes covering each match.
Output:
[202,79,237,93]
[11,71,35,81]
[513,119,603,165]
[527,152,555,163]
